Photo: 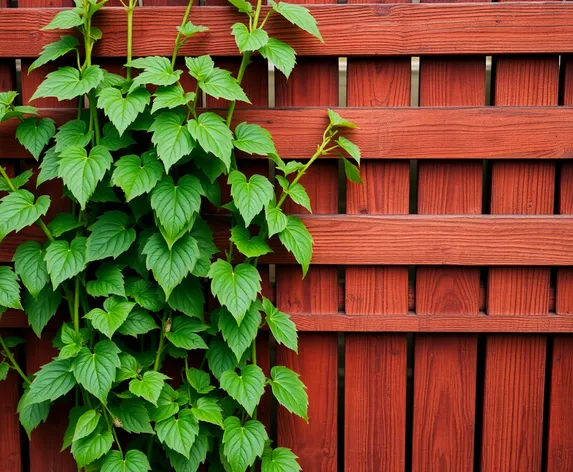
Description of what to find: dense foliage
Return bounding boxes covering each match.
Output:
[0,0,361,470]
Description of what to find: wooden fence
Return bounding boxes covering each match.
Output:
[1,0,573,471]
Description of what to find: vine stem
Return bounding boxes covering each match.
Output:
[0,337,30,385]
[125,0,137,80]
[153,310,170,371]
[171,0,195,69]
[102,403,123,455]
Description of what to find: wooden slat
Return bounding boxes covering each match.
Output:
[275,7,339,468]
[412,52,484,471]
[548,57,573,471]
[4,4,573,57]
[6,215,573,265]
[3,106,573,160]
[481,52,558,472]
[344,51,410,471]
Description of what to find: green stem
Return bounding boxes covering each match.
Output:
[102,403,124,455]
[0,337,30,385]
[171,0,195,69]
[258,9,273,30]
[73,277,81,333]
[226,52,251,129]
[126,1,135,80]
[153,310,170,371]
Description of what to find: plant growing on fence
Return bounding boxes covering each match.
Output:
[0,0,361,470]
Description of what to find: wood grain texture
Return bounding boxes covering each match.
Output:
[0,329,22,472]
[6,214,573,265]
[413,52,483,472]
[481,52,558,472]
[5,5,573,57]
[4,106,573,160]
[275,11,338,468]
[548,58,573,471]
[344,54,410,472]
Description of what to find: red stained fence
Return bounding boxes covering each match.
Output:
[2,1,573,470]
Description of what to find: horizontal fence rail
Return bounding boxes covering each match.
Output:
[2,107,573,159]
[3,4,573,56]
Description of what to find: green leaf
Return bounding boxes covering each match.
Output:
[0,169,33,192]
[112,151,163,202]
[47,213,83,237]
[86,262,125,298]
[188,112,234,169]
[110,399,154,434]
[72,340,121,402]
[190,218,218,278]
[156,409,199,458]
[152,85,194,114]
[54,120,92,153]
[207,338,239,380]
[86,211,136,262]
[129,370,170,406]
[43,9,84,31]
[219,304,261,362]
[150,111,195,172]
[117,306,158,337]
[17,392,50,439]
[126,56,183,92]
[23,287,62,337]
[185,56,215,82]
[269,366,308,420]
[150,175,203,248]
[228,171,274,226]
[262,446,301,472]
[16,118,56,160]
[101,450,151,472]
[29,36,79,73]
[198,67,250,103]
[58,145,113,209]
[220,364,265,416]
[271,1,323,41]
[58,324,83,360]
[223,417,268,471]
[126,278,165,312]
[37,147,61,187]
[178,22,209,38]
[44,237,87,289]
[13,241,48,298]
[0,189,50,235]
[262,298,297,352]
[62,406,87,451]
[167,432,209,472]
[166,316,208,350]
[230,225,272,258]
[143,233,200,299]
[31,66,104,101]
[97,87,150,136]
[192,397,223,427]
[116,353,138,382]
[100,122,136,151]
[288,183,311,213]
[228,0,252,14]
[0,362,8,381]
[71,430,113,468]
[342,156,363,183]
[208,260,261,324]
[327,109,358,129]
[260,38,296,78]
[73,409,100,442]
[337,136,360,164]
[278,216,313,277]
[0,266,21,310]
[27,358,76,404]
[168,276,204,321]
[231,23,269,52]
[186,368,215,394]
[265,203,288,238]
[85,295,135,339]
[233,122,277,156]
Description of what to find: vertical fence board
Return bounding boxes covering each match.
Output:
[413,55,484,471]
[275,1,338,466]
[481,54,558,471]
[344,52,410,471]
[547,56,573,472]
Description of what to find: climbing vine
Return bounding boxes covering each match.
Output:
[0,0,361,470]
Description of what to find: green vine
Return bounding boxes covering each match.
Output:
[0,0,362,470]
